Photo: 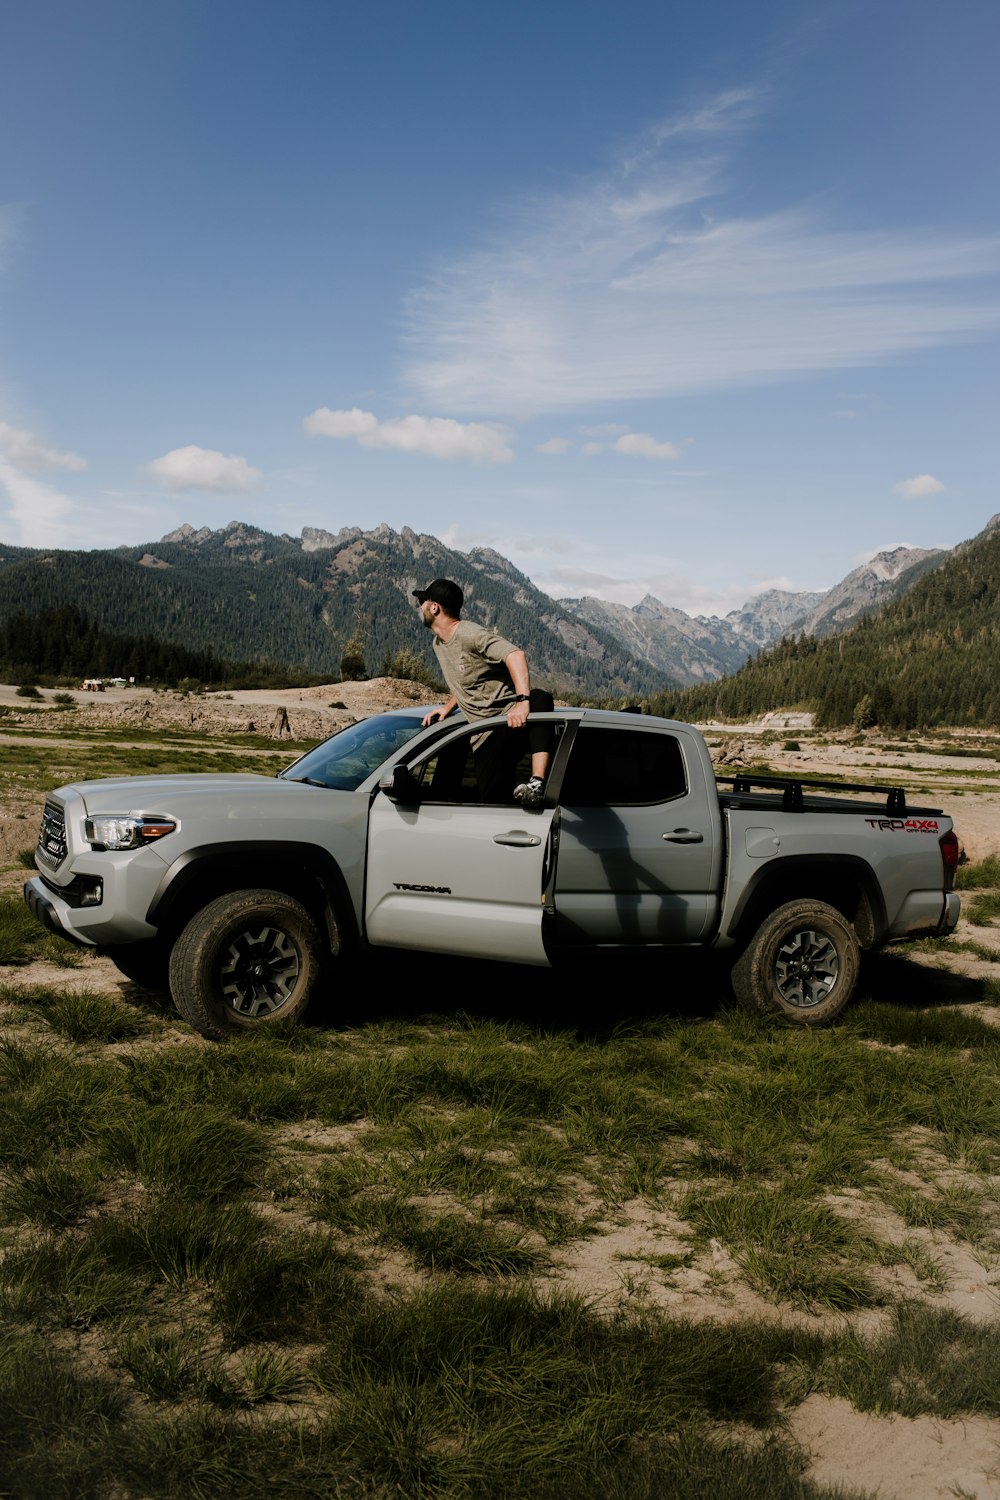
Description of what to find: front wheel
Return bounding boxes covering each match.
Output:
[730,899,860,1026]
[168,889,324,1040]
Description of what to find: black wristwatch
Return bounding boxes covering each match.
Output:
[512,695,530,703]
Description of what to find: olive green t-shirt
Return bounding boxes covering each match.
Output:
[433,620,519,722]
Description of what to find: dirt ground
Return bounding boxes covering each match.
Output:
[6,683,1000,1497]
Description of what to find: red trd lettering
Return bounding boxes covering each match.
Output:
[864,817,940,833]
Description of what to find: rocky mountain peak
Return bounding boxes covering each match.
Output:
[300,525,362,552]
[858,546,936,583]
[160,523,213,545]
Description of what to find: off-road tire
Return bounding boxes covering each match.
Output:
[731,898,860,1026]
[168,889,323,1040]
[104,940,171,993]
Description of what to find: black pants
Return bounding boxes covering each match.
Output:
[473,689,555,804]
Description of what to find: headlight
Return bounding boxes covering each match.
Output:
[84,816,176,851]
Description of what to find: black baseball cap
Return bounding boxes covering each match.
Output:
[412,578,464,614]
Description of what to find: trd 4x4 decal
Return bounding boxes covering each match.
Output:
[863,817,940,832]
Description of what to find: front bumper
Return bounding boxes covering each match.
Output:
[24,878,94,948]
[23,855,164,947]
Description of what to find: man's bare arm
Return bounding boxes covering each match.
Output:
[504,649,531,728]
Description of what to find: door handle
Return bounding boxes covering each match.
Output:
[662,829,704,843]
[494,831,542,847]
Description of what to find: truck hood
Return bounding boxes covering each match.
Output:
[60,773,356,815]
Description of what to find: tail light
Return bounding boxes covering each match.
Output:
[939,830,960,890]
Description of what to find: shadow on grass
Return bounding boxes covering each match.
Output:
[114,932,994,1044]
[316,946,732,1041]
[859,948,996,1009]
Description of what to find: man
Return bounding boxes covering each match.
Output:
[413,578,554,807]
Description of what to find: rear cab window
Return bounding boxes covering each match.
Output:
[559,726,687,806]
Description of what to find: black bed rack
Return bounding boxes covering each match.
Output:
[717,771,907,816]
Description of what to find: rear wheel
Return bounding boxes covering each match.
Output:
[731,899,860,1026]
[168,889,324,1040]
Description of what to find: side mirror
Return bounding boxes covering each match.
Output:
[379,763,421,805]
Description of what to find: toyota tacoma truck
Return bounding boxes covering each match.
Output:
[24,707,960,1039]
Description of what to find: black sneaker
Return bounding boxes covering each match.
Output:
[513,776,545,809]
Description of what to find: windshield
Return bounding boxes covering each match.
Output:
[278,713,428,792]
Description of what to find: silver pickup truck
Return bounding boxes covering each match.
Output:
[24,707,960,1038]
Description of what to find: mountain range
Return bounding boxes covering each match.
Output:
[651,512,1000,730]
[0,517,976,697]
[559,543,946,684]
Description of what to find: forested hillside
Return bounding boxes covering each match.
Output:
[647,523,1000,729]
[0,606,309,687]
[0,523,670,697]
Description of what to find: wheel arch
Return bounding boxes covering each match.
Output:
[145,842,359,957]
[725,855,885,951]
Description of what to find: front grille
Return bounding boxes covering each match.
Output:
[37,801,67,869]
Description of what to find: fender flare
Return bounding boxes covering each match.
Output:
[724,854,887,947]
[145,841,359,950]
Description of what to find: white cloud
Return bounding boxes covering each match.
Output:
[579,432,679,459]
[535,560,759,616]
[893,474,945,498]
[305,406,513,463]
[403,91,1000,415]
[531,559,823,619]
[536,437,571,455]
[147,445,263,492]
[0,460,74,546]
[304,408,379,441]
[542,565,624,592]
[0,421,87,473]
[614,432,680,460]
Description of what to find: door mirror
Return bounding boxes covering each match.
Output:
[379,763,421,805]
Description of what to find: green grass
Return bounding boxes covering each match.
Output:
[956,853,1000,889]
[677,1183,881,1310]
[0,895,88,966]
[0,734,304,801]
[2,990,999,1496]
[964,889,1000,925]
[816,1302,1000,1418]
[938,935,1000,961]
[0,1312,867,1500]
[20,987,151,1042]
[842,998,1000,1048]
[0,1153,103,1228]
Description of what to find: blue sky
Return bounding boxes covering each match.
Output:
[1,0,998,617]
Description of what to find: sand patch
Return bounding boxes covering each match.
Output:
[790,1395,1000,1500]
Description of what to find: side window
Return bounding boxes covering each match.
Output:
[559,728,687,807]
[411,735,482,803]
[409,722,564,806]
[410,728,534,805]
